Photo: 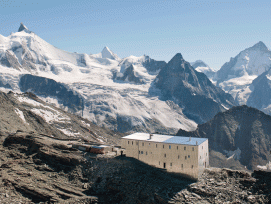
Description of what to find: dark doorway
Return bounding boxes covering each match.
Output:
[163,162,166,168]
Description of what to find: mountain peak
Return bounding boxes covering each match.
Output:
[101,46,120,60]
[250,41,269,51]
[171,53,183,61]
[102,46,110,52]
[18,23,30,32]
[191,60,209,69]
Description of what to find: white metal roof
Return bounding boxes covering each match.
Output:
[122,132,207,146]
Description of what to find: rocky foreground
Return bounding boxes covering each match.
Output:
[0,131,270,203]
[170,168,270,204]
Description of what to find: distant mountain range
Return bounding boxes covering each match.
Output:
[177,105,271,170]
[192,42,271,117]
[0,23,236,133]
[1,23,271,136]
[214,41,271,109]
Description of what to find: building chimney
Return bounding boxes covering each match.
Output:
[149,133,153,139]
[196,141,198,145]
[189,137,191,141]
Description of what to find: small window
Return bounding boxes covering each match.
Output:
[132,141,133,145]
[146,151,148,155]
[156,144,157,148]
[163,145,164,149]
[178,155,180,159]
[142,143,144,146]
[188,155,190,158]
[164,154,166,158]
[128,141,129,144]
[181,164,183,168]
[141,151,143,154]
[170,163,172,167]
[136,142,138,145]
[177,146,178,150]
[139,151,140,154]
[169,145,171,149]
[151,152,152,154]
[192,147,194,151]
[184,146,186,150]
[159,161,160,165]
[185,156,187,160]
[192,165,194,169]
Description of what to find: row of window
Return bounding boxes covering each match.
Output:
[158,161,194,169]
[127,140,199,151]
[138,151,192,159]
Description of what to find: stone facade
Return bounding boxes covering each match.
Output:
[121,133,209,179]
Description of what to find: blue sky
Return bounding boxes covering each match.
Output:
[0,0,270,70]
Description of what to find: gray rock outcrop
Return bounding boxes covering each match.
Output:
[152,53,236,123]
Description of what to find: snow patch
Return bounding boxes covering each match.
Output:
[58,128,80,137]
[15,108,29,125]
[257,161,271,172]
[31,108,70,124]
[224,148,241,160]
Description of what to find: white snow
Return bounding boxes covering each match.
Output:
[217,43,271,105]
[17,96,44,107]
[219,74,257,102]
[58,128,80,137]
[224,148,241,160]
[31,108,70,124]
[39,96,60,108]
[0,27,198,133]
[256,161,271,172]
[15,108,29,125]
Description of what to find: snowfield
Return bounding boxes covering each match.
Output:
[215,41,271,105]
[0,25,197,133]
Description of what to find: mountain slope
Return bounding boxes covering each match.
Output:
[215,41,271,105]
[152,53,236,123]
[246,68,271,114]
[177,105,271,170]
[0,90,122,144]
[191,60,215,80]
[0,24,197,134]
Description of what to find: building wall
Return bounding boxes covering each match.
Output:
[121,138,205,179]
[198,140,209,177]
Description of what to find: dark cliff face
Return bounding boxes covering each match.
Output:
[177,105,271,170]
[113,65,143,84]
[19,74,84,112]
[247,69,271,112]
[152,53,236,123]
[142,56,167,73]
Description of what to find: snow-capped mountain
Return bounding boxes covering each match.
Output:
[152,53,236,123]
[0,24,199,134]
[215,41,271,105]
[191,60,215,80]
[91,46,120,61]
